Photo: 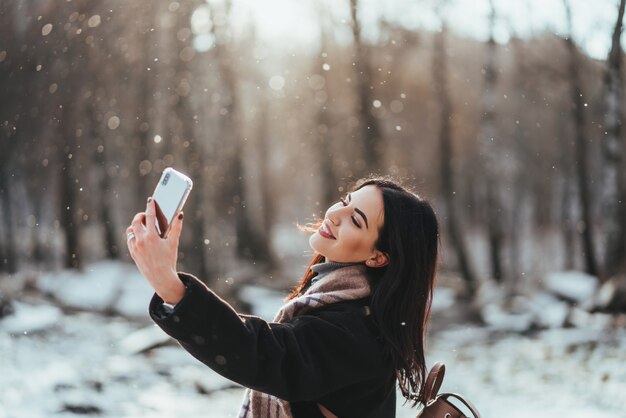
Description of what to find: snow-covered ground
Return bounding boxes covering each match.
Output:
[1,261,625,417]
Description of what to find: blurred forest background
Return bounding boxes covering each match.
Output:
[2,0,626,312]
[3,0,626,416]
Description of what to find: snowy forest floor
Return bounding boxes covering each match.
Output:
[1,261,626,417]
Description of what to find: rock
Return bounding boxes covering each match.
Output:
[0,293,14,319]
[590,274,626,314]
[60,403,103,415]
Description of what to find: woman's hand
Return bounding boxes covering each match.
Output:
[126,198,185,304]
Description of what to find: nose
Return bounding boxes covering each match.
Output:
[326,204,348,226]
[327,210,339,226]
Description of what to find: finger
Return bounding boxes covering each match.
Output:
[125,226,137,252]
[125,226,136,243]
[131,212,147,236]
[154,200,168,238]
[127,235,136,260]
[127,237,136,258]
[166,211,184,243]
[145,198,158,236]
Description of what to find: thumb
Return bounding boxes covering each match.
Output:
[167,211,184,244]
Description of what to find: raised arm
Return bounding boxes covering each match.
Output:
[149,272,387,402]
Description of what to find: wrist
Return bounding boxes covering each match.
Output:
[158,271,185,305]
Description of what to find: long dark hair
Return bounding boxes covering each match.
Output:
[289,177,440,406]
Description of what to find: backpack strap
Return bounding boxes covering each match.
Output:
[436,393,482,418]
[419,362,445,404]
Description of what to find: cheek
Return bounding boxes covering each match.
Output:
[341,229,372,254]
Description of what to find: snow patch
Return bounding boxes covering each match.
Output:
[432,286,456,313]
[544,271,597,303]
[118,324,172,355]
[37,261,153,318]
[481,302,534,332]
[0,301,62,334]
[238,285,286,321]
[518,292,569,328]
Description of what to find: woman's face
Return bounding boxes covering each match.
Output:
[309,185,387,265]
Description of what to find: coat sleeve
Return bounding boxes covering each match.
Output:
[149,272,386,402]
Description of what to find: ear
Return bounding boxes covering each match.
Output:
[366,251,389,268]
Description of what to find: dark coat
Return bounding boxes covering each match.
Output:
[150,273,397,418]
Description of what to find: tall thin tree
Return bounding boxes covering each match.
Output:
[314,12,339,210]
[601,0,626,280]
[0,1,20,273]
[563,0,599,277]
[349,0,384,175]
[479,0,505,283]
[433,21,478,297]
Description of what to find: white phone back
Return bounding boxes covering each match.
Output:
[152,167,193,235]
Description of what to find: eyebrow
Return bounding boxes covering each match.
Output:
[348,193,369,229]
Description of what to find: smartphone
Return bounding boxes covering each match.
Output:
[151,167,193,238]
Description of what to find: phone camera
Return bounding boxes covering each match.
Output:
[162,173,170,185]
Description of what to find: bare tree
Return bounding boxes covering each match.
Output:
[478,0,505,283]
[558,114,578,271]
[601,0,626,280]
[433,21,478,297]
[57,40,85,269]
[563,0,599,277]
[349,0,384,175]
[0,2,20,273]
[314,13,339,209]
[251,96,278,269]
[506,34,532,290]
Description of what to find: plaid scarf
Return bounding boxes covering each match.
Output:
[238,263,371,418]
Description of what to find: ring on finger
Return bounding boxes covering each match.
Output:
[127,232,136,242]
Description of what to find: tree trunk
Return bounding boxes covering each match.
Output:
[133,2,158,203]
[479,0,505,283]
[0,171,17,273]
[59,133,82,270]
[433,23,478,297]
[57,19,88,271]
[315,106,339,210]
[601,0,626,280]
[507,36,530,294]
[314,31,339,210]
[255,101,277,269]
[349,0,384,175]
[563,0,599,277]
[559,120,577,270]
[0,2,19,274]
[30,196,46,265]
[98,145,119,260]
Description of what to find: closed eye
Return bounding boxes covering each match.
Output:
[339,197,362,228]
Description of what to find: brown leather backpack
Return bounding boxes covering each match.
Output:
[417,362,481,418]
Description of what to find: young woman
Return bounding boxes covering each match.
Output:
[126,177,439,418]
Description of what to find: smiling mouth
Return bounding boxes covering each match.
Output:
[318,222,336,239]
